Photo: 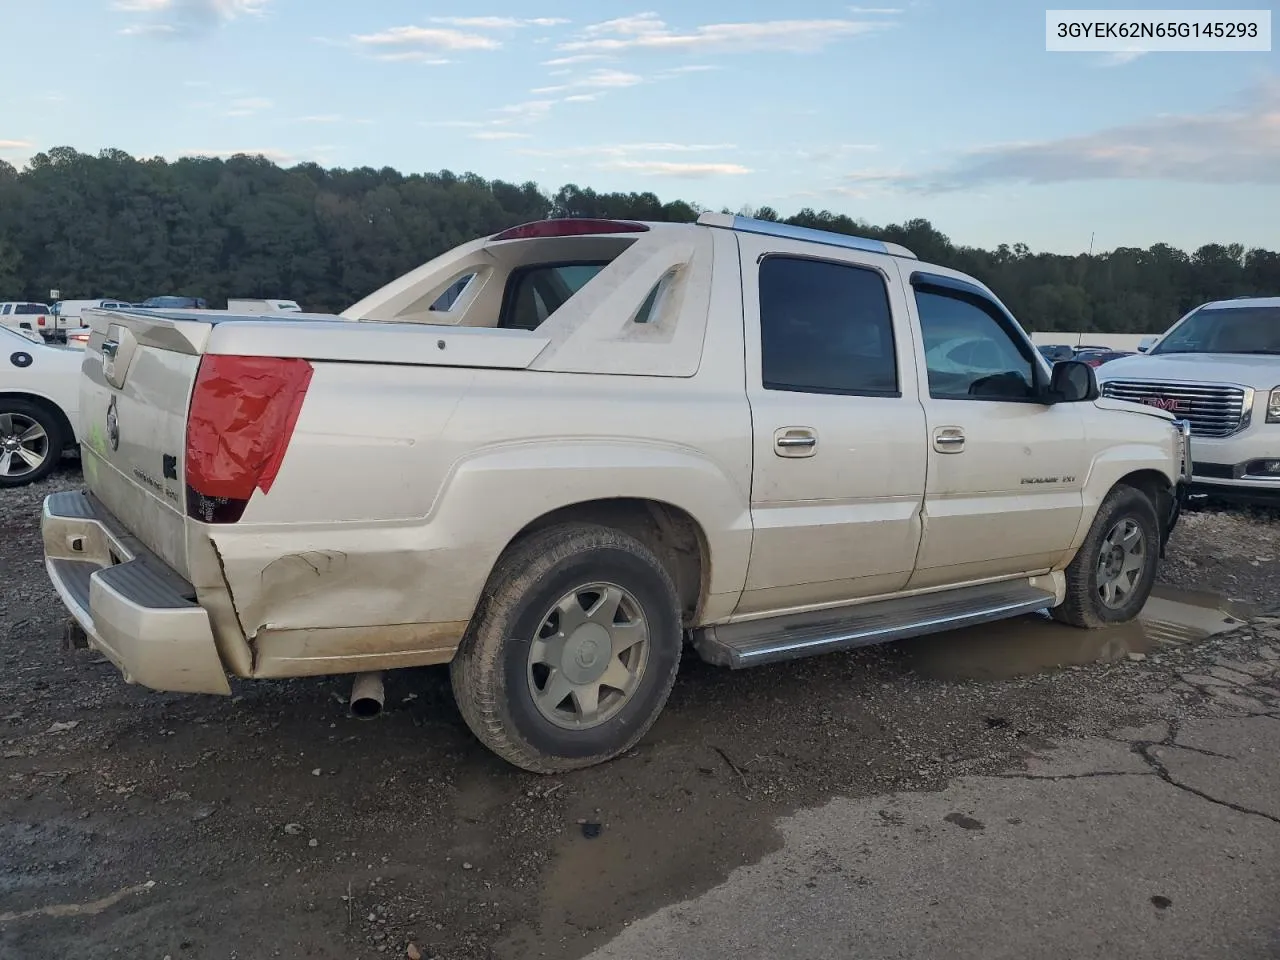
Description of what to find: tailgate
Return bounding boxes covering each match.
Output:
[79,309,213,580]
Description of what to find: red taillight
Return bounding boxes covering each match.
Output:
[185,355,312,524]
[491,219,649,241]
[37,316,45,326]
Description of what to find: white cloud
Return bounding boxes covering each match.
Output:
[840,168,915,185]
[113,0,269,36]
[541,53,612,66]
[602,159,751,177]
[494,99,559,122]
[581,13,668,37]
[560,13,895,54]
[661,64,718,74]
[0,139,35,150]
[352,25,501,60]
[421,120,489,129]
[522,142,739,158]
[795,143,881,163]
[520,143,747,180]
[470,130,533,140]
[224,96,272,117]
[371,52,452,64]
[629,141,738,152]
[1098,49,1146,67]
[428,16,570,28]
[351,15,568,62]
[885,79,1280,191]
[847,6,903,12]
[531,68,644,94]
[111,0,172,10]
[118,22,176,35]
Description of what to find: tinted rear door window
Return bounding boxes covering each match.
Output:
[758,256,899,396]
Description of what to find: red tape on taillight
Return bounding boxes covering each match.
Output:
[185,355,312,523]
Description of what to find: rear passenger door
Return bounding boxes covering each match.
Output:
[735,235,928,616]
[902,271,1088,588]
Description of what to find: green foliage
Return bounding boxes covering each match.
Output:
[1,147,1276,331]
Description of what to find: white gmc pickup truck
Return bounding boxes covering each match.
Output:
[1098,296,1280,504]
[42,214,1192,772]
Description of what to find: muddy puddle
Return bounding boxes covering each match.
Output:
[898,584,1258,680]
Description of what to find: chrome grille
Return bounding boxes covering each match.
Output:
[1100,379,1248,438]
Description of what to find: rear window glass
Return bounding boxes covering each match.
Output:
[14,304,49,315]
[430,274,475,312]
[500,262,608,331]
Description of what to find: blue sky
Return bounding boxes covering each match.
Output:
[1,0,1277,254]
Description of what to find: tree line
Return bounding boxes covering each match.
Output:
[1,147,1276,332]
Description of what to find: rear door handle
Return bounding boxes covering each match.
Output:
[774,427,817,458]
[933,428,965,453]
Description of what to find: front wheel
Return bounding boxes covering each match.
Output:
[450,523,683,773]
[1052,485,1160,628]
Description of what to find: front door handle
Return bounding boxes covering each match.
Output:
[774,427,817,458]
[933,428,965,453]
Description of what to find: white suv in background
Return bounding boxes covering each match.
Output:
[1097,296,1280,503]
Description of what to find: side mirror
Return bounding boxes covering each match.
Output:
[1137,335,1157,353]
[1046,359,1099,403]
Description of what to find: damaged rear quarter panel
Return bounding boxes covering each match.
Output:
[204,358,754,675]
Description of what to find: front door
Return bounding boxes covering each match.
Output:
[735,235,928,616]
[902,271,1088,589]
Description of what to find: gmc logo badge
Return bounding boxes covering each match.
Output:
[1141,397,1188,412]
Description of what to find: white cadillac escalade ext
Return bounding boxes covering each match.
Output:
[42,213,1191,772]
[1098,296,1280,504]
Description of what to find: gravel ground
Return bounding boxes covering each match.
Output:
[1,466,1278,960]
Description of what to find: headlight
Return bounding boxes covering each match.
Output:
[1268,386,1280,424]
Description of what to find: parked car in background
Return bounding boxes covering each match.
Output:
[1097,295,1280,503]
[227,298,302,313]
[0,302,55,339]
[51,299,133,344]
[137,296,208,309]
[0,324,81,486]
[43,213,1190,773]
[1075,349,1135,368]
[1037,344,1075,362]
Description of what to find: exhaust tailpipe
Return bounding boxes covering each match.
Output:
[349,672,385,719]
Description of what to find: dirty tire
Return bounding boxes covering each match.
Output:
[450,523,682,774]
[0,397,63,488]
[1052,484,1160,629]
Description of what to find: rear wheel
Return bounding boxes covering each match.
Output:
[450,523,683,773]
[0,399,63,488]
[1052,485,1160,628]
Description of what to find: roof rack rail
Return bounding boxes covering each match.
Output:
[696,212,917,259]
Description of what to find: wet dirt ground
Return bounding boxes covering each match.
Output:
[2,469,1279,960]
